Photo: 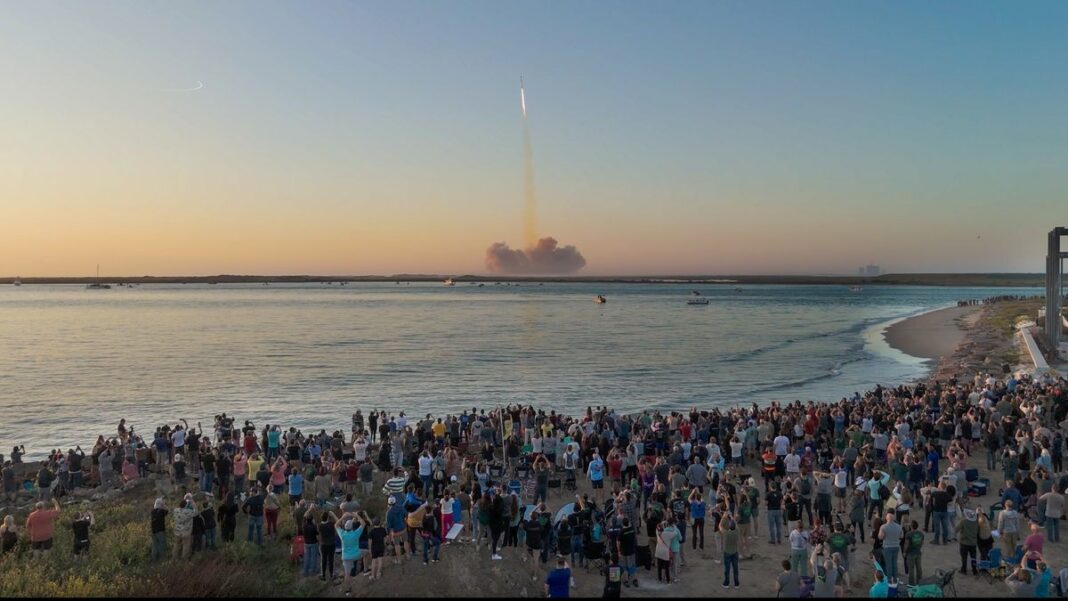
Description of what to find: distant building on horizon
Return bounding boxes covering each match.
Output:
[858,264,881,276]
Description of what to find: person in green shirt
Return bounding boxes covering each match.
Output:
[720,517,740,588]
[903,520,924,585]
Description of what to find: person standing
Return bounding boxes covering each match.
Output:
[775,558,802,597]
[545,557,574,599]
[171,496,197,560]
[25,498,62,559]
[766,482,784,544]
[878,512,903,582]
[1039,486,1063,542]
[955,508,979,575]
[903,520,924,586]
[720,516,740,589]
[789,521,810,577]
[997,500,1021,557]
[150,497,168,560]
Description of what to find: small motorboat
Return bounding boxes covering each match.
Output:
[849,286,863,292]
[687,296,710,305]
[444,278,455,286]
[691,290,701,296]
[594,295,607,304]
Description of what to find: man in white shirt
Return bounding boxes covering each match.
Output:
[773,434,790,459]
[417,452,433,496]
[785,450,801,476]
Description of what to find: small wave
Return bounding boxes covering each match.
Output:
[718,319,882,364]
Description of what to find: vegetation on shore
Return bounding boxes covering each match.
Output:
[0,485,330,598]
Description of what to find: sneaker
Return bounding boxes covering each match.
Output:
[735,584,740,589]
[492,554,503,560]
[722,584,729,589]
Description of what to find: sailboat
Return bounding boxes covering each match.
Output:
[86,265,111,289]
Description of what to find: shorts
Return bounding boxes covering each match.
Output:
[73,540,90,555]
[343,559,358,576]
[592,480,604,489]
[835,488,846,499]
[32,538,53,551]
[289,494,301,505]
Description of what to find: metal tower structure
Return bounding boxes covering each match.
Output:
[1046,227,1067,356]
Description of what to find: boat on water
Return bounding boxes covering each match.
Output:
[13,277,21,286]
[594,295,607,304]
[477,283,485,287]
[849,286,863,292]
[86,265,111,289]
[687,296,710,305]
[733,287,743,293]
[691,290,701,296]
[444,278,455,286]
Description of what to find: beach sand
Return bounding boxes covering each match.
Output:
[884,305,982,361]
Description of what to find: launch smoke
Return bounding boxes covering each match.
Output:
[485,237,587,274]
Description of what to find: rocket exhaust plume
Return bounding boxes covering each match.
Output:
[520,77,537,248]
[485,77,586,275]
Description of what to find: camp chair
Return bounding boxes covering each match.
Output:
[976,547,1002,573]
[583,540,606,574]
[938,568,957,597]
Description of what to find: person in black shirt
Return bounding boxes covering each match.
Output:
[603,552,623,598]
[616,518,639,588]
[71,510,94,558]
[319,511,339,581]
[150,498,168,561]
[765,484,784,544]
[201,504,217,550]
[300,513,320,578]
[217,492,239,543]
[369,517,388,580]
[242,487,266,546]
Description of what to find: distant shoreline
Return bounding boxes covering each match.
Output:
[0,273,1045,287]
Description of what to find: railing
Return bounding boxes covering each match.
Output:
[1019,326,1050,371]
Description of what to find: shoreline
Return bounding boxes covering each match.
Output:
[0,274,1047,287]
[882,304,982,363]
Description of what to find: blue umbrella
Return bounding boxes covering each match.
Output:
[554,502,576,525]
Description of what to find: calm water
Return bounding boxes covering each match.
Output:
[0,282,1040,457]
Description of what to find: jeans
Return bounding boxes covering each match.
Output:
[767,510,783,543]
[151,531,167,560]
[203,527,216,550]
[301,542,320,576]
[723,552,739,586]
[201,471,215,493]
[247,515,264,545]
[882,547,899,581]
[906,553,923,585]
[692,518,705,549]
[791,549,809,577]
[233,475,245,494]
[986,449,997,470]
[959,544,977,573]
[1047,515,1061,542]
[932,511,948,544]
[421,475,432,497]
[422,535,441,562]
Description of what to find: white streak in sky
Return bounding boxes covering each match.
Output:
[520,78,527,118]
[159,81,204,92]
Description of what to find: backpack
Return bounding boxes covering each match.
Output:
[879,484,891,501]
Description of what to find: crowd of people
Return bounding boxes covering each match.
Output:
[2,369,1068,598]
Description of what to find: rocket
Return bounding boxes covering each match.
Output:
[520,76,527,118]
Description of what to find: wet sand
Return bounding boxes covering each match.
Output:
[884,305,982,361]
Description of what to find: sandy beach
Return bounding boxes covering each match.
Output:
[883,305,982,361]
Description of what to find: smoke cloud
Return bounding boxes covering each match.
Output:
[485,237,587,274]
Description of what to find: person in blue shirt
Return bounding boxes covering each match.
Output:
[336,511,368,598]
[287,471,304,505]
[587,454,606,501]
[688,488,707,550]
[926,445,940,483]
[545,557,574,598]
[1002,481,1024,509]
[385,496,408,559]
[1032,559,1053,598]
[869,569,889,598]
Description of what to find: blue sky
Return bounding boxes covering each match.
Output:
[2,1,1066,275]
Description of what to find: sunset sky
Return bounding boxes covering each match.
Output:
[3,1,1067,276]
